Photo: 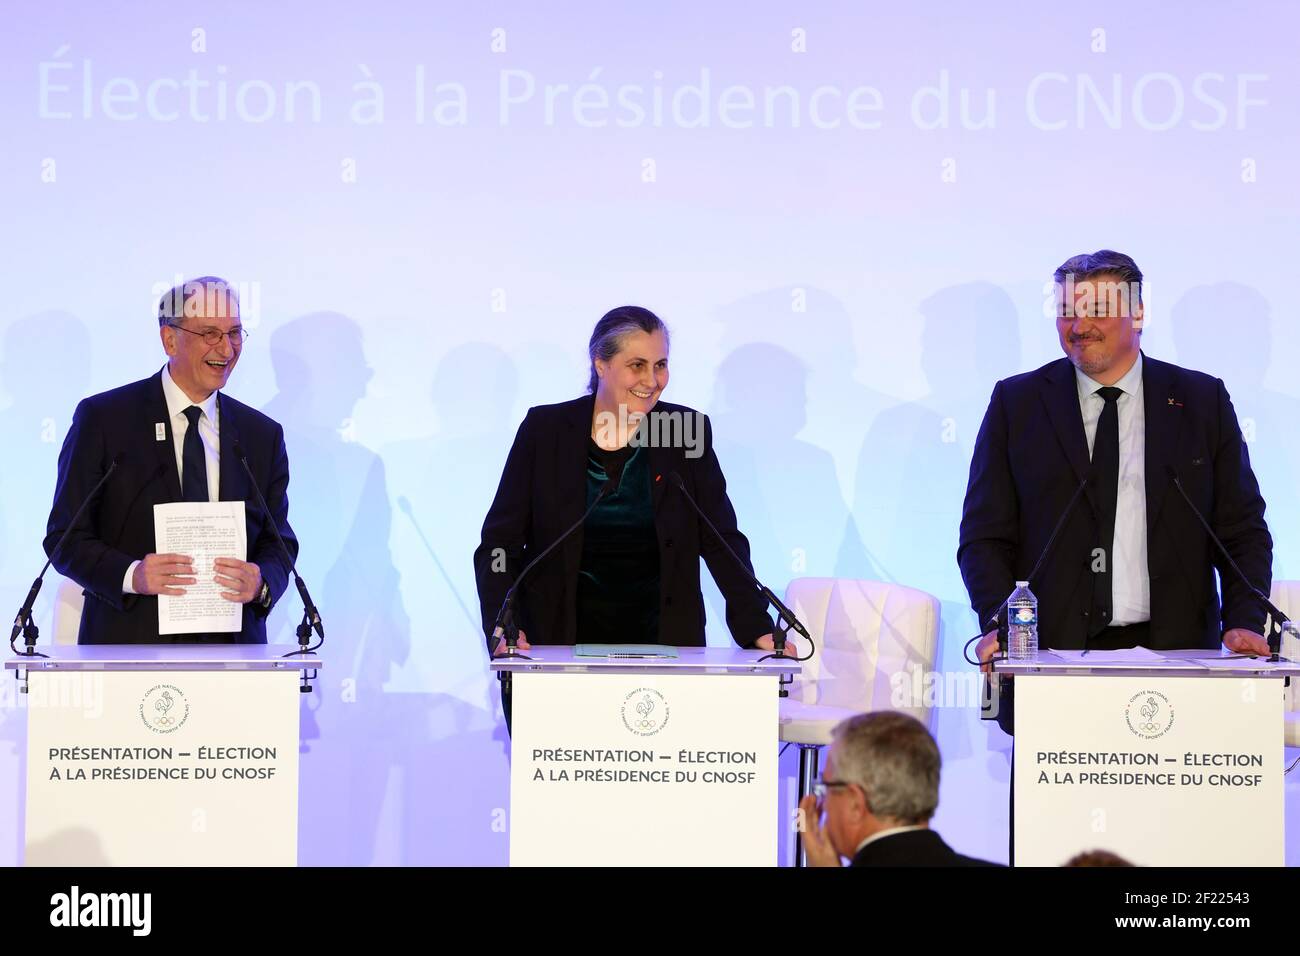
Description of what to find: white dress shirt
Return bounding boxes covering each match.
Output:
[1075,352,1149,626]
[122,366,221,593]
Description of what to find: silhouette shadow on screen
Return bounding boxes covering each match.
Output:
[380,342,528,863]
[0,311,93,863]
[848,282,1022,864]
[263,312,417,865]
[1170,282,1300,579]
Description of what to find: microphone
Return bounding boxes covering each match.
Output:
[665,472,810,669]
[973,471,1090,721]
[491,478,617,658]
[983,472,1093,635]
[232,440,322,657]
[490,476,617,735]
[11,454,120,656]
[1165,465,1288,661]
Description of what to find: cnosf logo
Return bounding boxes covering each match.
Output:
[49,886,151,936]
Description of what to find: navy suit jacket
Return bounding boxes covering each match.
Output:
[473,394,773,654]
[44,369,298,644]
[850,829,999,867]
[958,353,1272,650]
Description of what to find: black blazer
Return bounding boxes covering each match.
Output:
[44,369,298,644]
[473,395,773,653]
[850,828,999,867]
[958,353,1272,650]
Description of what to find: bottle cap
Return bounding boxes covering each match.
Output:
[1015,581,1029,588]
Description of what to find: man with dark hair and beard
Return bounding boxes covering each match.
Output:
[959,250,1272,737]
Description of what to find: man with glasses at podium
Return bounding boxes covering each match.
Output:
[43,276,298,643]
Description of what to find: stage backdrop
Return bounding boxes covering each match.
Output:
[1,0,1297,866]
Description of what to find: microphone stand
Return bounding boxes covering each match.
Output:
[492,481,616,732]
[974,473,1092,662]
[9,457,120,660]
[232,446,321,691]
[10,575,48,661]
[492,482,616,660]
[971,472,1090,720]
[1167,469,1291,663]
[666,473,812,698]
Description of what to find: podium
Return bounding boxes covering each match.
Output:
[5,644,320,866]
[491,645,799,866]
[996,648,1300,866]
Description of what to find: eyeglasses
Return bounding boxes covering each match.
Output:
[812,777,853,801]
[168,323,247,347]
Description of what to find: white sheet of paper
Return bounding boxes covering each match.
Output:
[1190,654,1285,669]
[1049,646,1174,664]
[153,501,247,635]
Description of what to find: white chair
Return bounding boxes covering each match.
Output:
[1268,581,1300,748]
[780,577,941,865]
[51,578,84,645]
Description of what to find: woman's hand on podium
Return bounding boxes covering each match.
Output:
[493,627,530,656]
[755,633,799,657]
[132,553,196,596]
[1222,628,1270,656]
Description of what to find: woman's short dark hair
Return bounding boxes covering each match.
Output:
[587,305,669,393]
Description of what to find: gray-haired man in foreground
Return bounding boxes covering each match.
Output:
[798,711,997,867]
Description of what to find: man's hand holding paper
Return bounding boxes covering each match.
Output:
[214,557,262,604]
[131,553,197,597]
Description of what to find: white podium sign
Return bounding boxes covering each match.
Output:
[16,650,308,867]
[507,652,787,867]
[1015,674,1283,866]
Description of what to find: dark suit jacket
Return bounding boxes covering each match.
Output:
[44,369,298,644]
[958,353,1272,650]
[850,828,999,867]
[473,395,773,653]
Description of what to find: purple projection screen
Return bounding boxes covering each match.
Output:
[0,1,1297,866]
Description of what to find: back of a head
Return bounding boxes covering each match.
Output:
[1063,849,1136,867]
[831,711,940,824]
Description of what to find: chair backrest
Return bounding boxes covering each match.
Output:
[51,578,84,646]
[782,577,941,724]
[1268,581,1300,710]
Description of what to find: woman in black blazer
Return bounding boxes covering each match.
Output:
[474,305,791,657]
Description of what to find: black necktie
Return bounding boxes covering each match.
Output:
[1090,386,1123,634]
[181,405,209,502]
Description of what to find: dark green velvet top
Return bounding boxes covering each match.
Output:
[576,438,661,644]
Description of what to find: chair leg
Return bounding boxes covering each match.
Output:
[794,744,821,867]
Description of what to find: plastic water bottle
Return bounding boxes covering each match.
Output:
[1282,620,1299,660]
[1007,581,1038,661]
